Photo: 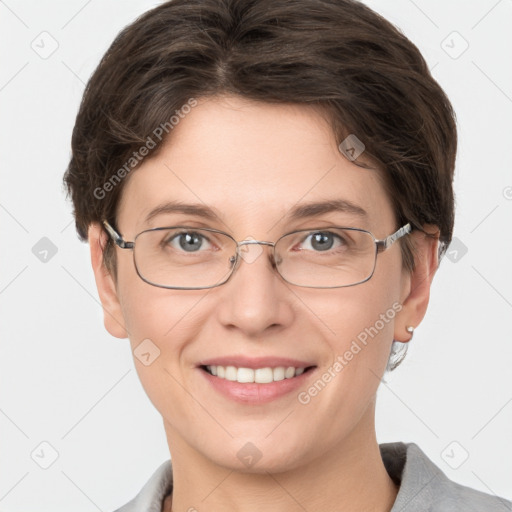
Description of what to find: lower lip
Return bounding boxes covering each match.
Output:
[199,367,316,404]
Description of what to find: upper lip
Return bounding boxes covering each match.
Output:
[197,356,316,369]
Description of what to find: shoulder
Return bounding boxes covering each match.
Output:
[381,442,512,512]
[112,459,173,512]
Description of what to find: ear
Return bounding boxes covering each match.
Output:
[88,223,128,339]
[394,224,440,342]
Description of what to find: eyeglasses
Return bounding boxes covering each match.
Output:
[102,220,412,290]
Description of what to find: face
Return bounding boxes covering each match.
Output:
[91,95,424,473]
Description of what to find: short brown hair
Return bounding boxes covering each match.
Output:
[64,0,457,273]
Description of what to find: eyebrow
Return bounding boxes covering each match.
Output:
[144,198,368,224]
[288,199,368,220]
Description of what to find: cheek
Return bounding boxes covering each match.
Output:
[299,261,401,356]
[118,283,205,421]
[297,256,403,398]
[115,251,186,340]
[120,280,203,350]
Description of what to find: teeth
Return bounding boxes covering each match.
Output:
[237,367,255,383]
[225,366,237,381]
[255,368,273,383]
[205,365,307,383]
[273,366,285,381]
[285,366,295,379]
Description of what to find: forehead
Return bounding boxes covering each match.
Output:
[117,95,395,236]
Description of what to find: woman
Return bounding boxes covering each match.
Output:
[64,0,511,510]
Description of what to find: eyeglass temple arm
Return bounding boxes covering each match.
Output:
[102,220,134,249]
[375,223,412,252]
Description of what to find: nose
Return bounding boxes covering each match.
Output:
[216,241,293,337]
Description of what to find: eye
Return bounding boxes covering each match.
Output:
[300,231,348,252]
[164,230,213,253]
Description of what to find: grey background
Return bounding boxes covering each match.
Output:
[1,0,511,510]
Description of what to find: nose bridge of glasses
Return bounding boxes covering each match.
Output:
[237,239,275,248]
[231,239,279,268]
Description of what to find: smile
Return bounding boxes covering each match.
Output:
[198,356,317,403]
[202,365,312,383]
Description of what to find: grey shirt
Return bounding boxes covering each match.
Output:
[114,442,511,511]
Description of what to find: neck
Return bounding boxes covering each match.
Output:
[163,405,398,512]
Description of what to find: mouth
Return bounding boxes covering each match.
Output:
[196,356,318,403]
[200,364,316,384]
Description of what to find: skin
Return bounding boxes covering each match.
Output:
[88,95,439,512]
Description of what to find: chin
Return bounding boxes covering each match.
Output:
[202,435,314,475]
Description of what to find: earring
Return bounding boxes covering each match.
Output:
[406,325,414,340]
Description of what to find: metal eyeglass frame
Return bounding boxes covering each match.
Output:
[102,220,412,290]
